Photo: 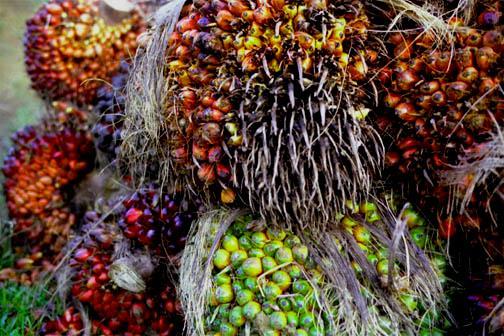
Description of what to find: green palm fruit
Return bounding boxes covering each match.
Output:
[205,217,328,335]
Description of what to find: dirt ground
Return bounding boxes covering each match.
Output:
[0,1,43,219]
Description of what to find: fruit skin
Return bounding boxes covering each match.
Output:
[1,109,94,284]
[24,0,145,104]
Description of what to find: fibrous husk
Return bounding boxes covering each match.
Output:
[180,205,450,336]
[120,0,188,188]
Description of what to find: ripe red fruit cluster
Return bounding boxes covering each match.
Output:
[1,109,94,284]
[24,0,144,104]
[65,216,183,336]
[119,187,196,255]
[375,2,503,235]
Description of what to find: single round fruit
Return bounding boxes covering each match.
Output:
[215,284,234,304]
[236,289,254,306]
[231,250,248,268]
[287,311,299,327]
[251,232,268,248]
[220,322,237,336]
[243,301,261,320]
[269,311,287,330]
[242,258,262,277]
[262,256,278,272]
[222,235,240,252]
[293,280,311,295]
[292,245,309,264]
[264,241,284,257]
[272,271,292,291]
[229,306,246,327]
[275,247,294,264]
[214,249,231,269]
[264,282,283,301]
[215,273,232,285]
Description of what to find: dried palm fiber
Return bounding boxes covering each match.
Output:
[369,0,503,235]
[120,0,385,230]
[180,202,450,336]
[120,0,189,185]
[0,102,95,285]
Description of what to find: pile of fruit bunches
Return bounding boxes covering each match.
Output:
[338,202,450,335]
[207,216,330,336]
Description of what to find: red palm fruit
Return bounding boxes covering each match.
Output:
[396,69,419,91]
[24,0,145,104]
[395,102,419,122]
[198,163,217,184]
[69,217,184,335]
[374,0,502,250]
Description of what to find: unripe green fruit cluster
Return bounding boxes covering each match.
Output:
[207,218,329,336]
[341,202,450,333]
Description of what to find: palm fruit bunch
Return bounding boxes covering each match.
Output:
[24,0,145,104]
[373,0,503,233]
[1,103,94,284]
[333,201,450,335]
[67,212,183,335]
[181,206,450,336]
[92,61,129,163]
[198,215,333,335]
[118,185,198,256]
[161,0,381,226]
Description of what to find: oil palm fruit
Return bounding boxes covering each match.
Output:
[39,306,84,336]
[118,185,198,256]
[162,0,381,228]
[331,202,451,334]
[92,61,129,163]
[1,105,94,284]
[203,217,331,335]
[69,214,183,335]
[24,0,145,104]
[182,208,451,335]
[373,0,503,235]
